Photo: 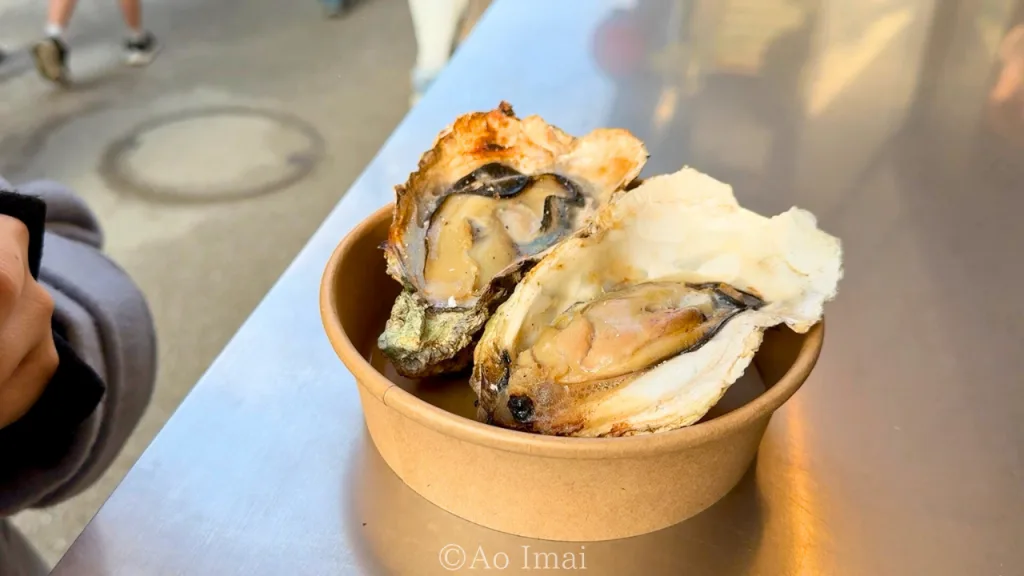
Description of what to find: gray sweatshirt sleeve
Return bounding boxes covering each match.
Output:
[0,178,157,516]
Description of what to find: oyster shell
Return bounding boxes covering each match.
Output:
[471,167,842,436]
[379,102,648,378]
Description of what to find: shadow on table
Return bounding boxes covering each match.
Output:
[344,431,768,575]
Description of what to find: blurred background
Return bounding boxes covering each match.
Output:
[3,0,1024,567]
[0,0,485,564]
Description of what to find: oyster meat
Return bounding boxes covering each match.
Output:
[379,102,648,378]
[471,167,842,436]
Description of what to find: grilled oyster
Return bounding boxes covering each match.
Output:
[379,102,648,378]
[471,167,842,436]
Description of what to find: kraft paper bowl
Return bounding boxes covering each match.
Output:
[320,205,824,542]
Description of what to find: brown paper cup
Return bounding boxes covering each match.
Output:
[320,205,824,542]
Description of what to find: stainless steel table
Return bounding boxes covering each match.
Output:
[54,0,1024,574]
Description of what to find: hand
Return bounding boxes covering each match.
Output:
[0,214,57,429]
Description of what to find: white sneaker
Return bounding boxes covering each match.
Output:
[124,32,160,66]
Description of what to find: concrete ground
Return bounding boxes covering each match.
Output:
[1,0,415,565]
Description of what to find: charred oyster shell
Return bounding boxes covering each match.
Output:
[379,102,648,378]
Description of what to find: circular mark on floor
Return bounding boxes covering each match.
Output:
[99,106,326,203]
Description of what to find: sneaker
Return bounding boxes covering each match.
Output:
[124,32,159,66]
[31,37,69,84]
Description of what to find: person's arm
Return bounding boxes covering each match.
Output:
[0,180,154,516]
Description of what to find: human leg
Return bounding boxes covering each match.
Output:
[31,0,76,85]
[407,0,469,105]
[117,0,159,66]
[119,0,142,30]
[46,0,78,33]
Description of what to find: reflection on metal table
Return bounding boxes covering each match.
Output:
[54,0,1024,574]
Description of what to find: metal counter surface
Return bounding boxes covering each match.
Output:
[55,0,1024,574]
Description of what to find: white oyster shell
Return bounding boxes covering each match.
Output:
[471,166,843,437]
